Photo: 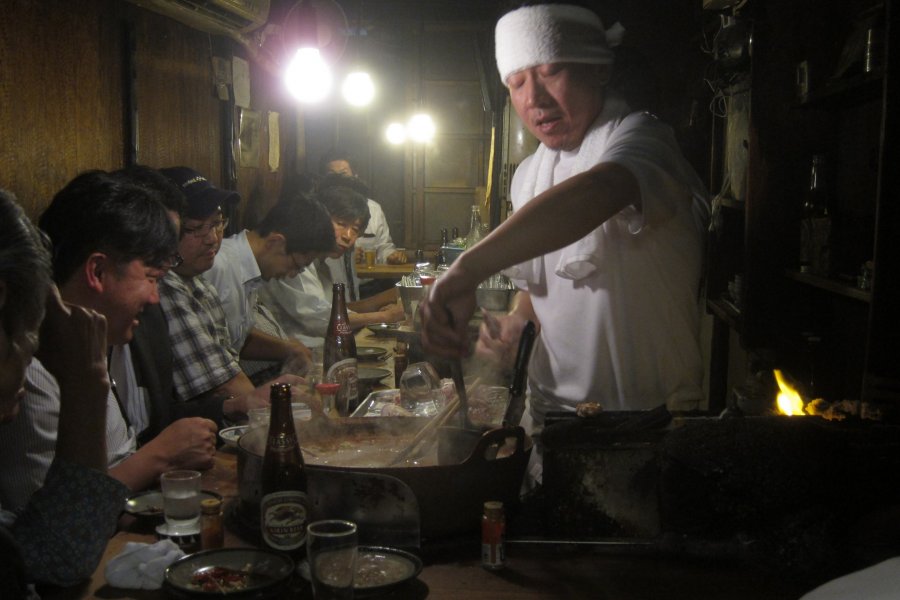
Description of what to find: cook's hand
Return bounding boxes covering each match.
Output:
[386,250,408,265]
[36,285,109,403]
[419,265,477,358]
[152,417,218,471]
[476,311,529,374]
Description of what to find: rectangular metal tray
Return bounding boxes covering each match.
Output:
[351,388,440,418]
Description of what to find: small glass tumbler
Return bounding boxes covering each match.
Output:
[307,519,358,599]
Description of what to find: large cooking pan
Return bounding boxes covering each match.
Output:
[237,417,531,541]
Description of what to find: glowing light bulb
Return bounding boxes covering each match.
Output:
[342,71,375,106]
[385,122,407,145]
[407,113,435,143]
[284,48,332,104]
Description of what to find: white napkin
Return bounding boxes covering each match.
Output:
[799,556,900,600]
[104,539,185,590]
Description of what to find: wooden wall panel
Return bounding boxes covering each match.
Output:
[132,10,224,184]
[0,0,125,219]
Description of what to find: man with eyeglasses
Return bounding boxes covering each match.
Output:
[0,170,219,513]
[158,168,334,422]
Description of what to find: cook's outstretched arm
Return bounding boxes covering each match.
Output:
[421,162,639,357]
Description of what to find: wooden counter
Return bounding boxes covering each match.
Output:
[42,448,812,600]
[40,332,813,599]
[354,262,415,280]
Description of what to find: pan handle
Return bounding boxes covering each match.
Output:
[464,426,527,465]
[503,321,536,427]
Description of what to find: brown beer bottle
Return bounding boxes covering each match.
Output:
[260,382,310,556]
[324,283,359,415]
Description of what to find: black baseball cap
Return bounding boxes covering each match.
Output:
[159,166,240,220]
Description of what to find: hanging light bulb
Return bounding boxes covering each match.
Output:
[284,47,332,104]
[385,122,407,145]
[342,71,375,106]
[407,113,435,143]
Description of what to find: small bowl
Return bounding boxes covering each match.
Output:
[475,288,514,311]
[218,425,248,448]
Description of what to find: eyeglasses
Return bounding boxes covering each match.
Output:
[182,217,228,239]
[165,253,184,269]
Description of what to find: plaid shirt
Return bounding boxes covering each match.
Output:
[159,271,241,402]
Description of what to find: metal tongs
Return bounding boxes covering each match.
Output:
[502,321,536,428]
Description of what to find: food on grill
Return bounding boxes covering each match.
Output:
[576,402,604,418]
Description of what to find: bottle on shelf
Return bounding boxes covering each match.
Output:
[451,226,460,240]
[324,283,359,416]
[799,154,831,276]
[260,382,310,557]
[465,205,485,248]
[436,228,448,267]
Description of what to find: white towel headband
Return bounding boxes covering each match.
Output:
[495,4,625,85]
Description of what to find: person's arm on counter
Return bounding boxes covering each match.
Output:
[421,161,639,357]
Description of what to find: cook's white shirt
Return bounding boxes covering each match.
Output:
[508,97,709,425]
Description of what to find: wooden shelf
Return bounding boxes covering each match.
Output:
[795,71,884,110]
[784,269,872,303]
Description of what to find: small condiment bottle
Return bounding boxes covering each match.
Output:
[200,497,224,549]
[315,382,342,418]
[394,342,409,389]
[481,501,505,570]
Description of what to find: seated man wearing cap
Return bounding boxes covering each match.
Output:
[420,2,710,487]
[159,168,334,420]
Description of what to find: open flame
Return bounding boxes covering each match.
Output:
[774,369,806,416]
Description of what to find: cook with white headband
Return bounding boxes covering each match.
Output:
[420,2,711,488]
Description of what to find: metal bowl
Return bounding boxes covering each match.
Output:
[395,282,424,317]
[475,287,514,311]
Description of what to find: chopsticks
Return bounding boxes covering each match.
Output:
[387,397,460,466]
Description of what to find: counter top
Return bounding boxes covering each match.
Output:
[354,262,415,279]
[38,447,812,600]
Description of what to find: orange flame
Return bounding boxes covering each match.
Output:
[774,369,806,416]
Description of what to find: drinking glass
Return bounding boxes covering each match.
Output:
[364,249,376,269]
[307,520,358,600]
[160,469,202,534]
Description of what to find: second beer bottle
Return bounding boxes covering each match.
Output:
[260,382,310,557]
[324,282,359,415]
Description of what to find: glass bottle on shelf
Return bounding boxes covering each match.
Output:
[465,205,485,248]
[800,154,831,276]
[436,228,448,266]
[324,283,359,416]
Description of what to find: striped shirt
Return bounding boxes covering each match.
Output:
[0,359,135,511]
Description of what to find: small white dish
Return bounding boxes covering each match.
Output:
[218,425,248,448]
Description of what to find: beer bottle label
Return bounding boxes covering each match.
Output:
[326,358,358,411]
[260,490,310,551]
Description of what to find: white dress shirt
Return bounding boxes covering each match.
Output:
[203,230,265,352]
